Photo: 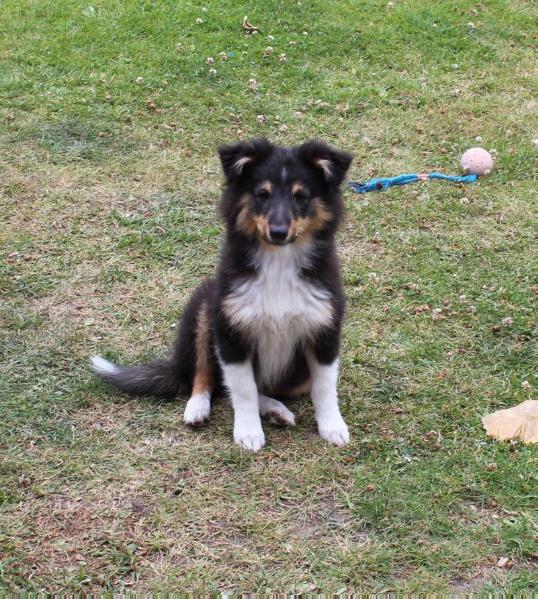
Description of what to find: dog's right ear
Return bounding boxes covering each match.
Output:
[218,138,273,182]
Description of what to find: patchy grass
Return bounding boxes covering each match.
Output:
[1,0,537,593]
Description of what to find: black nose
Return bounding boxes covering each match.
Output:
[269,225,289,243]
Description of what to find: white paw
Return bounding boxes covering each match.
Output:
[318,417,350,447]
[183,392,211,427]
[259,395,296,427]
[234,418,265,452]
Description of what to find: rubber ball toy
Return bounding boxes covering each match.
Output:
[460,147,493,176]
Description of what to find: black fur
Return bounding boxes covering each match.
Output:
[92,139,352,399]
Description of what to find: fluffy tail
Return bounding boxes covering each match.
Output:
[91,355,183,398]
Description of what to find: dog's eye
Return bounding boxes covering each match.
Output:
[294,190,308,202]
[255,190,270,201]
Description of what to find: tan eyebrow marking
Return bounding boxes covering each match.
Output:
[258,180,272,193]
[292,182,304,194]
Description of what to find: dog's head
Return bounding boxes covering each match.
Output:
[218,139,353,246]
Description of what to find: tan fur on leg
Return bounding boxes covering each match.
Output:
[184,302,213,426]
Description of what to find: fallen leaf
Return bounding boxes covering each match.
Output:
[497,556,509,568]
[432,307,445,320]
[483,400,538,444]
[18,474,31,488]
[412,304,430,314]
[242,15,259,33]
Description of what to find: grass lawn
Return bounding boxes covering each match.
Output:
[1,0,537,593]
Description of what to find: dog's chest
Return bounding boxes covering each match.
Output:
[224,246,332,385]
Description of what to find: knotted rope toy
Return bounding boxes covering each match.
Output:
[348,147,493,194]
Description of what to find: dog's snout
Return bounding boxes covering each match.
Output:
[269,224,289,243]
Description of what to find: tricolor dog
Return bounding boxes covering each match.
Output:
[92,138,353,451]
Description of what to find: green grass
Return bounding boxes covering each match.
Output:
[1,0,537,593]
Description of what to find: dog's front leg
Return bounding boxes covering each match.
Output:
[220,360,265,451]
[215,313,265,451]
[306,349,350,447]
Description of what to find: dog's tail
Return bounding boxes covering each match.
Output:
[90,355,184,398]
[91,280,215,399]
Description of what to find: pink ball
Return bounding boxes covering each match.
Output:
[460,147,493,177]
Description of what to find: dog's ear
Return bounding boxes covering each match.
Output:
[218,138,274,182]
[298,140,353,185]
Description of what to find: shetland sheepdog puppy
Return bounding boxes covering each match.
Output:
[92,138,353,451]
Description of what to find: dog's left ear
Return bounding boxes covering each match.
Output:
[298,140,353,185]
[218,138,274,182]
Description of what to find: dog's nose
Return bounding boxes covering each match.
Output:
[269,225,289,243]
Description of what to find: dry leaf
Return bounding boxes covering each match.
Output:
[402,282,421,292]
[412,304,430,314]
[432,307,445,320]
[483,400,538,444]
[497,556,509,568]
[242,16,259,33]
[18,474,31,488]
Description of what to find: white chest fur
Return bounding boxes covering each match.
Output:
[223,245,333,387]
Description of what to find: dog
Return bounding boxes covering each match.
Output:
[92,138,353,451]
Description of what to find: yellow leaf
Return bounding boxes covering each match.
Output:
[482,400,538,444]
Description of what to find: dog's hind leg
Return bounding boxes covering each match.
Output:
[184,302,213,427]
[259,394,296,427]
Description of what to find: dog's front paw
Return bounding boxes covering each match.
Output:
[234,418,265,452]
[184,392,211,427]
[318,416,350,447]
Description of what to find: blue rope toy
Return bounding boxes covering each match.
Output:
[348,172,478,194]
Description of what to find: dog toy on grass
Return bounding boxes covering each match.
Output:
[349,147,493,194]
[460,147,493,176]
